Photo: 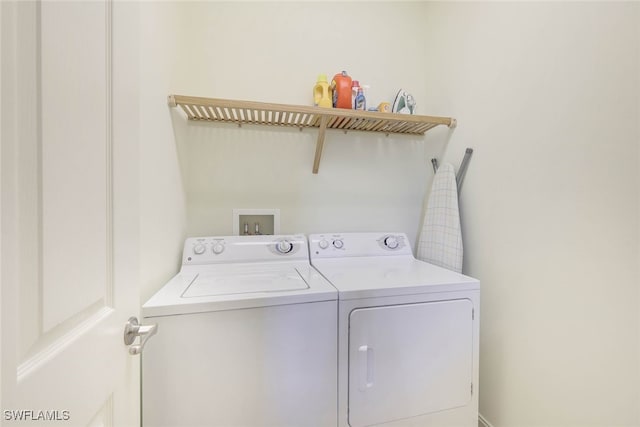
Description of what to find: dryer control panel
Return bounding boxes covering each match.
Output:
[183,234,307,265]
[309,232,412,259]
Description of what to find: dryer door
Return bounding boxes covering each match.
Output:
[348,299,474,427]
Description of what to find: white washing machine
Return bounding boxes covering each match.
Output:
[142,235,337,427]
[309,232,480,427]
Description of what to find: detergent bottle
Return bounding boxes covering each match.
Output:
[313,74,332,108]
[331,71,352,109]
[354,87,366,111]
[351,80,361,108]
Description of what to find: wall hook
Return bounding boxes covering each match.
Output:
[431,148,473,194]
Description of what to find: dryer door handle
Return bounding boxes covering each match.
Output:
[358,345,374,391]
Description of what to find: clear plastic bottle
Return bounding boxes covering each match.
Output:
[351,80,361,109]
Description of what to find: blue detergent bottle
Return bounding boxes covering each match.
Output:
[354,87,366,110]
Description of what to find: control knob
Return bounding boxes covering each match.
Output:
[318,239,329,250]
[276,240,293,254]
[193,243,206,255]
[333,239,344,249]
[384,236,399,249]
[212,242,225,255]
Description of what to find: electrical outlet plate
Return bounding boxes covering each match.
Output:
[232,209,280,236]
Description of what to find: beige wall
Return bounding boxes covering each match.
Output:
[172,2,447,243]
[420,2,640,426]
[139,2,640,425]
[139,1,446,298]
[139,2,188,301]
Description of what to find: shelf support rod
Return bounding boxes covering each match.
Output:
[312,116,329,174]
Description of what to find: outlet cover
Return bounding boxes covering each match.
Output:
[232,209,280,236]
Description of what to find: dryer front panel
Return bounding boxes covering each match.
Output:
[348,299,474,427]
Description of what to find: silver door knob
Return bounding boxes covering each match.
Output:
[124,317,157,355]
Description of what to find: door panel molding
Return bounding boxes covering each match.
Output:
[39,0,113,334]
[2,1,140,425]
[88,394,114,427]
[17,305,114,381]
[15,0,116,363]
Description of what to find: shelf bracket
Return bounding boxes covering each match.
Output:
[312,115,329,174]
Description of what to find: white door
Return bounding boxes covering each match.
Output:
[1,1,141,425]
[348,299,474,427]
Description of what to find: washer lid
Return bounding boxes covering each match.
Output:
[311,256,479,300]
[142,261,337,317]
[182,265,309,297]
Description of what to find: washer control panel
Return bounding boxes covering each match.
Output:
[269,238,300,256]
[378,234,407,251]
[274,239,294,254]
[309,232,412,259]
[183,234,306,265]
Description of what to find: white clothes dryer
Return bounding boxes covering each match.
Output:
[309,232,480,427]
[142,235,337,427]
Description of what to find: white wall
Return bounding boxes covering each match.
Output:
[420,3,640,426]
[139,2,188,301]
[169,2,445,242]
[140,1,445,298]
[139,2,640,425]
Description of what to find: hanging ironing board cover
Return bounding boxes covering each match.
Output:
[417,162,463,272]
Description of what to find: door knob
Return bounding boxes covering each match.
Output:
[124,317,157,355]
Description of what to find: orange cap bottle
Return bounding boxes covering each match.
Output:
[331,71,353,109]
